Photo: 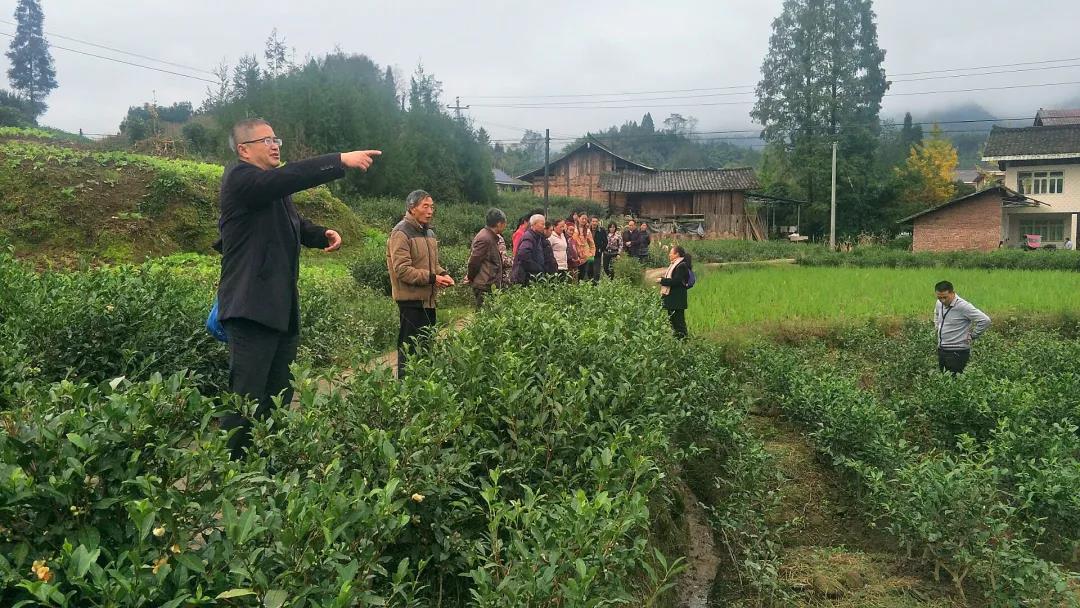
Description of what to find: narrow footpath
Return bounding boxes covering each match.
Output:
[740,413,960,607]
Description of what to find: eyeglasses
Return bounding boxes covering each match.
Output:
[238,136,283,147]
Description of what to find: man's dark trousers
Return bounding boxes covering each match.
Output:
[221,318,299,460]
[938,348,970,375]
[397,302,437,378]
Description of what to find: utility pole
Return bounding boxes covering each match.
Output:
[447,96,470,122]
[543,128,550,217]
[829,141,837,250]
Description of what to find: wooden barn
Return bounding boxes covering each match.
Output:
[516,138,655,204]
[598,168,761,237]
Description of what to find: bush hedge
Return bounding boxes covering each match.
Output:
[796,245,1080,271]
[0,281,777,606]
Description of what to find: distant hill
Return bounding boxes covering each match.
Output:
[0,128,364,264]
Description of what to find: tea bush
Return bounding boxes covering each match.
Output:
[741,325,1080,605]
[0,253,396,396]
[0,281,777,606]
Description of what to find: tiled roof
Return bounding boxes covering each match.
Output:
[492,168,529,186]
[598,168,760,193]
[982,124,1080,159]
[953,169,979,183]
[516,137,654,180]
[1035,108,1080,126]
[897,185,1043,223]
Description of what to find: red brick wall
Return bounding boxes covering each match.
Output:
[912,190,1001,252]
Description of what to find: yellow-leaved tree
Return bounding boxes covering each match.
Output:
[895,124,958,215]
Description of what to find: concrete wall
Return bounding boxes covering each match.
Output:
[1002,161,1080,212]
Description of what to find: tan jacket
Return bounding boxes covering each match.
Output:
[386,214,447,308]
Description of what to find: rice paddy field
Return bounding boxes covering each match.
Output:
[687,264,1080,334]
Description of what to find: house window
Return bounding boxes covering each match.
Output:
[1018,217,1065,242]
[1018,171,1065,194]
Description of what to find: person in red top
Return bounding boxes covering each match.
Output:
[511,209,541,254]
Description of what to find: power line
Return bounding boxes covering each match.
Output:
[0,18,217,76]
[470,62,1080,108]
[470,79,1080,110]
[0,32,218,85]
[484,117,1039,145]
[465,55,1080,101]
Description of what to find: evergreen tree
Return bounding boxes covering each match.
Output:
[231,54,261,100]
[5,0,57,117]
[264,28,289,78]
[752,0,889,234]
[900,112,923,149]
[641,112,655,133]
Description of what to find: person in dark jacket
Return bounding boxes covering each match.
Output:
[216,118,380,459]
[466,208,507,308]
[591,217,607,284]
[634,222,652,264]
[510,214,550,285]
[657,244,691,339]
[542,220,557,273]
[622,219,637,255]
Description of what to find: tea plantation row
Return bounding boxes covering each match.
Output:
[0,260,777,606]
[740,323,1080,605]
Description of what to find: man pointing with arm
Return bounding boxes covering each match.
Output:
[216,117,380,459]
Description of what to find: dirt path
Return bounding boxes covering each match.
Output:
[744,414,960,607]
[676,483,721,608]
[644,258,796,283]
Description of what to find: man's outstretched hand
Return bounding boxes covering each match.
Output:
[324,229,342,252]
[341,150,382,171]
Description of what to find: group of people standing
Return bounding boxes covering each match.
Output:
[504,211,655,285]
[466,209,692,339]
[212,118,691,459]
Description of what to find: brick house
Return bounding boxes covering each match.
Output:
[901,186,1045,252]
[516,138,654,204]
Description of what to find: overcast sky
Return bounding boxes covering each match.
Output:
[13,0,1080,142]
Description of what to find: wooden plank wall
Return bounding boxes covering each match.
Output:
[693,191,750,238]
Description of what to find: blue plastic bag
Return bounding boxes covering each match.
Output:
[206,298,228,342]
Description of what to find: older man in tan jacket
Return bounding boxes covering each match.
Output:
[387,190,454,378]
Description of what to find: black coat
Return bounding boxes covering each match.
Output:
[593,227,608,254]
[216,154,344,334]
[660,260,690,310]
[511,228,549,285]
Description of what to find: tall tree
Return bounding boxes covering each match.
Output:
[263,28,289,78]
[231,54,261,100]
[895,124,958,215]
[900,112,923,149]
[641,112,655,133]
[6,0,57,117]
[752,0,889,233]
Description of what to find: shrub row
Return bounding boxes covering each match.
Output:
[0,282,777,606]
[796,245,1080,270]
[0,252,395,401]
[741,326,1080,605]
